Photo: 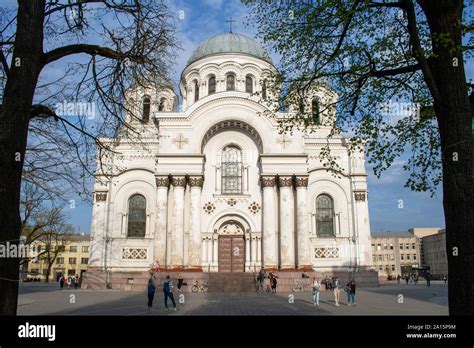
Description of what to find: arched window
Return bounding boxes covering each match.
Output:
[194,80,199,102]
[316,194,334,237]
[299,99,305,114]
[208,75,216,95]
[245,75,253,93]
[127,194,146,238]
[221,146,242,194]
[142,96,151,122]
[158,97,166,112]
[312,98,321,125]
[262,79,267,100]
[226,74,235,91]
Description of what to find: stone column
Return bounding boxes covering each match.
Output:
[245,234,251,270]
[279,176,295,270]
[262,176,277,270]
[257,236,262,263]
[188,176,203,270]
[295,176,311,270]
[155,176,169,266]
[212,234,219,271]
[207,236,213,270]
[170,176,186,269]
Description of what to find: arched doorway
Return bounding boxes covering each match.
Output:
[217,221,245,273]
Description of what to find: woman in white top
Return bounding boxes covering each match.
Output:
[312,277,321,305]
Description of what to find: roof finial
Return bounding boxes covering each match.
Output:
[225,17,236,33]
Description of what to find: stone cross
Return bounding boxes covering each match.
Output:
[277,134,291,149]
[226,17,236,33]
[172,133,189,149]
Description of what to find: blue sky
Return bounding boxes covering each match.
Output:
[2,0,455,233]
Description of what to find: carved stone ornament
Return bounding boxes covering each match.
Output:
[189,176,204,188]
[171,176,186,187]
[354,192,366,201]
[248,202,261,214]
[261,177,275,187]
[203,202,215,214]
[227,198,237,207]
[295,177,309,188]
[155,177,170,187]
[278,177,293,187]
[95,192,107,202]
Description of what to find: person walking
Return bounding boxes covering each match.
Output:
[67,275,72,289]
[147,278,156,312]
[163,275,177,311]
[405,274,409,284]
[443,275,447,284]
[59,275,64,289]
[269,273,278,293]
[333,277,341,306]
[397,274,401,284]
[73,274,79,289]
[312,277,321,306]
[346,280,356,306]
[257,268,266,293]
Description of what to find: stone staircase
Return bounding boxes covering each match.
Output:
[207,272,257,292]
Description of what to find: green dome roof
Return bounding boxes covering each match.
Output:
[187,33,273,66]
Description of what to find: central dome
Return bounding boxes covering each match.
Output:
[187,33,273,66]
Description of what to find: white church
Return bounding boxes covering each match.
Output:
[86,32,374,289]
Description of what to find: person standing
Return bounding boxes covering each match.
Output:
[257,268,266,293]
[163,275,177,311]
[346,280,356,306]
[333,277,341,306]
[147,278,156,312]
[443,275,447,284]
[59,275,64,289]
[269,273,278,293]
[397,274,401,284]
[67,275,72,289]
[405,274,409,284]
[73,274,79,289]
[312,277,321,306]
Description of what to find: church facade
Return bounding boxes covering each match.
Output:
[88,33,372,278]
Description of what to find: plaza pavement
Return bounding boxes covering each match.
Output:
[17,281,448,316]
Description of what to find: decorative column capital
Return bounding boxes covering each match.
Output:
[189,176,204,188]
[171,176,187,187]
[278,176,293,188]
[354,191,366,201]
[95,192,107,202]
[261,176,276,187]
[295,176,309,188]
[155,176,170,187]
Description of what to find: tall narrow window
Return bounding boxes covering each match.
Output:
[142,97,151,122]
[221,146,242,194]
[226,74,235,91]
[245,75,253,93]
[262,79,267,100]
[158,97,166,112]
[208,75,216,95]
[316,194,334,237]
[312,98,321,125]
[194,80,199,102]
[127,194,146,238]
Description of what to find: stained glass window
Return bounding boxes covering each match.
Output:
[128,194,146,238]
[221,146,242,194]
[316,194,334,237]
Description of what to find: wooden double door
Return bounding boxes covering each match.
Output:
[218,235,245,272]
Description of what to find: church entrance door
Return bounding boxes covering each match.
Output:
[218,235,245,273]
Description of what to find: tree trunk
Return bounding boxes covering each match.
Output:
[0,0,45,315]
[420,0,474,315]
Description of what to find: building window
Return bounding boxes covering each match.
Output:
[391,265,395,272]
[142,96,151,123]
[405,243,410,249]
[378,265,383,271]
[312,98,321,125]
[127,194,146,238]
[194,80,199,102]
[407,254,411,260]
[377,244,381,251]
[56,257,64,264]
[158,97,166,111]
[221,146,242,194]
[57,246,65,252]
[390,243,394,250]
[371,244,375,251]
[390,254,394,260]
[413,254,417,260]
[316,194,334,237]
[401,254,404,260]
[69,258,77,265]
[412,243,416,249]
[208,75,216,94]
[245,75,253,93]
[82,246,89,253]
[378,255,382,261]
[69,246,77,252]
[400,243,403,250]
[383,243,387,250]
[81,258,89,265]
[226,74,235,91]
[372,255,376,262]
[262,79,267,100]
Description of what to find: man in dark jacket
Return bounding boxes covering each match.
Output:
[147,278,156,312]
[163,275,177,311]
